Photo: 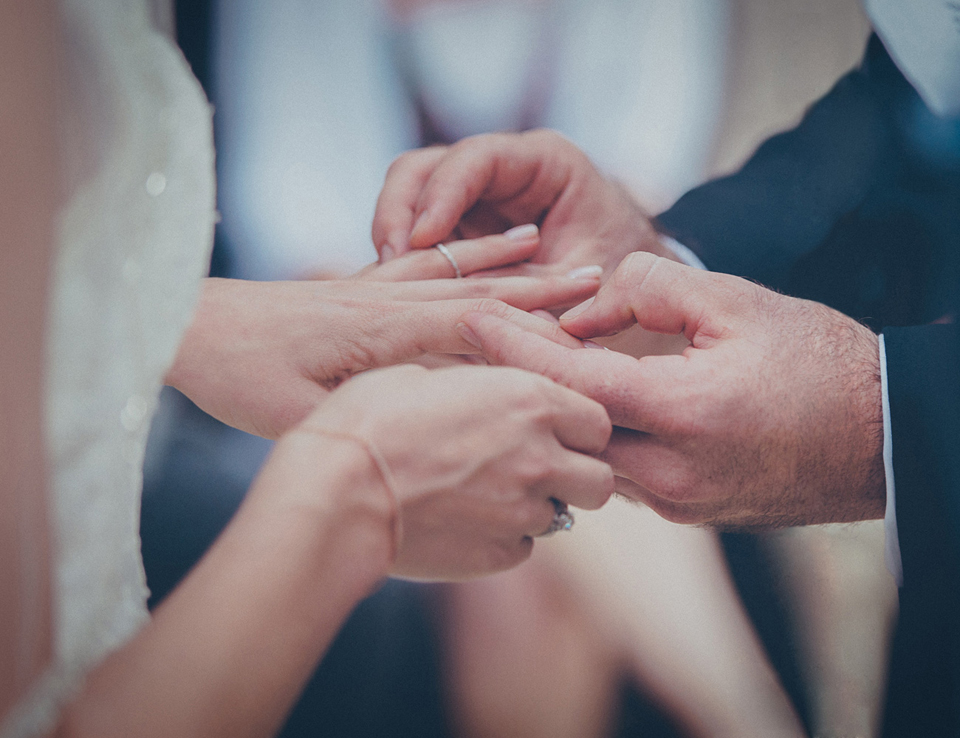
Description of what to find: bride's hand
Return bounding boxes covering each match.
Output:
[166,262,597,439]
[296,364,614,580]
[351,223,554,282]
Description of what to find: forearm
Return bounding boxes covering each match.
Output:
[59,433,394,738]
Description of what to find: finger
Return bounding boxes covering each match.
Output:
[525,374,612,456]
[601,428,717,513]
[467,262,603,281]
[372,146,449,259]
[559,251,760,344]
[376,274,600,313]
[363,225,542,282]
[535,451,614,511]
[365,299,585,372]
[407,130,579,250]
[446,224,540,275]
[461,311,670,429]
[530,309,559,324]
[602,428,686,491]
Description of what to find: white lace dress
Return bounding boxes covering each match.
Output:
[0,1,216,735]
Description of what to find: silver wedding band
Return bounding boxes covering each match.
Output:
[434,243,462,278]
[540,498,575,536]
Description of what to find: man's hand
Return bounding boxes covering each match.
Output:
[302,364,613,581]
[372,129,675,276]
[457,252,886,528]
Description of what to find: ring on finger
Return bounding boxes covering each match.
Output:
[539,498,575,536]
[434,243,462,278]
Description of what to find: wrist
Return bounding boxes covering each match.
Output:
[164,277,221,391]
[244,430,398,596]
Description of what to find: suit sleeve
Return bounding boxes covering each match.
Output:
[656,36,899,292]
[880,324,960,732]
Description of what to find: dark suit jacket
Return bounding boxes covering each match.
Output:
[658,35,960,736]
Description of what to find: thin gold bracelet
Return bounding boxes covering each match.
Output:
[296,427,403,564]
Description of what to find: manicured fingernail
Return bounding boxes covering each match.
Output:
[566,265,603,280]
[583,340,609,350]
[456,322,482,349]
[560,296,594,321]
[380,244,396,262]
[504,223,539,241]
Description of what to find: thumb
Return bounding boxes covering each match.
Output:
[559,252,750,343]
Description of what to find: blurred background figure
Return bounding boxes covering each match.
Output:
[144,1,894,736]
[213,0,730,280]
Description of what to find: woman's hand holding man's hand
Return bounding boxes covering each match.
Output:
[291,364,613,581]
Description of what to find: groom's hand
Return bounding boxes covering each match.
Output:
[458,252,886,528]
[372,129,676,276]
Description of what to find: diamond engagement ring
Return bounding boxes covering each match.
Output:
[434,243,462,278]
[541,498,575,536]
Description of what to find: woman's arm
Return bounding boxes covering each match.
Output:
[0,0,59,723]
[60,362,612,736]
[59,431,395,738]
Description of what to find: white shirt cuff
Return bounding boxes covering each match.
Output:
[879,333,903,587]
[659,235,708,271]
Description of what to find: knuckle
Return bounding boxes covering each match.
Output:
[518,449,556,486]
[385,151,413,177]
[615,251,653,286]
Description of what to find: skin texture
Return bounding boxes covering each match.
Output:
[166,227,599,439]
[457,253,885,528]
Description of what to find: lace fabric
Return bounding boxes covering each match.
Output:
[1,1,216,735]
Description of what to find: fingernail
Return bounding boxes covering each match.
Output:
[583,340,609,350]
[560,296,594,321]
[456,322,482,349]
[504,223,539,241]
[380,243,396,263]
[566,265,603,280]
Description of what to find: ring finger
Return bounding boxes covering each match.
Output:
[361,226,542,282]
